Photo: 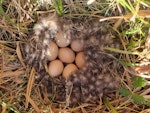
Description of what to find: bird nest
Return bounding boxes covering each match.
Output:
[23,13,124,107]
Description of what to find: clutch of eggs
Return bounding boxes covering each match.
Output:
[46,31,85,79]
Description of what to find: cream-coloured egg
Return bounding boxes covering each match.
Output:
[55,31,71,47]
[63,64,78,79]
[48,60,64,77]
[71,39,84,52]
[46,41,58,61]
[58,47,75,63]
[75,52,86,68]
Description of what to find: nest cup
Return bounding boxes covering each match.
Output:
[24,14,123,107]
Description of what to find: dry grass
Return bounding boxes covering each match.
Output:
[0,0,150,113]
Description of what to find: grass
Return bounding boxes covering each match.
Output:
[0,0,150,112]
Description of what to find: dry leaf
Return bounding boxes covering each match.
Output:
[0,70,24,78]
[145,28,150,48]
[133,65,150,73]
[28,96,40,113]
[113,18,123,29]
[25,67,35,108]
[100,10,150,22]
[16,41,25,67]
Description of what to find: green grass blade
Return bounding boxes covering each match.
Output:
[119,60,139,66]
[104,47,139,55]
[0,2,27,30]
[0,3,17,27]
[0,100,20,113]
[53,0,63,15]
[103,98,118,113]
[143,0,150,6]
[117,0,135,13]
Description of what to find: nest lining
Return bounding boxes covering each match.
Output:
[24,14,123,107]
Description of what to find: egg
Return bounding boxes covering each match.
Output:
[63,64,78,79]
[46,41,58,61]
[48,60,64,77]
[55,31,71,47]
[75,52,86,68]
[71,39,84,52]
[58,47,75,63]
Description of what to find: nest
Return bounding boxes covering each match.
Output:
[24,13,123,107]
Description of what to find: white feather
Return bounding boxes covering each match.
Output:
[87,0,95,5]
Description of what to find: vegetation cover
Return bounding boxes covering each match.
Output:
[0,0,150,112]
